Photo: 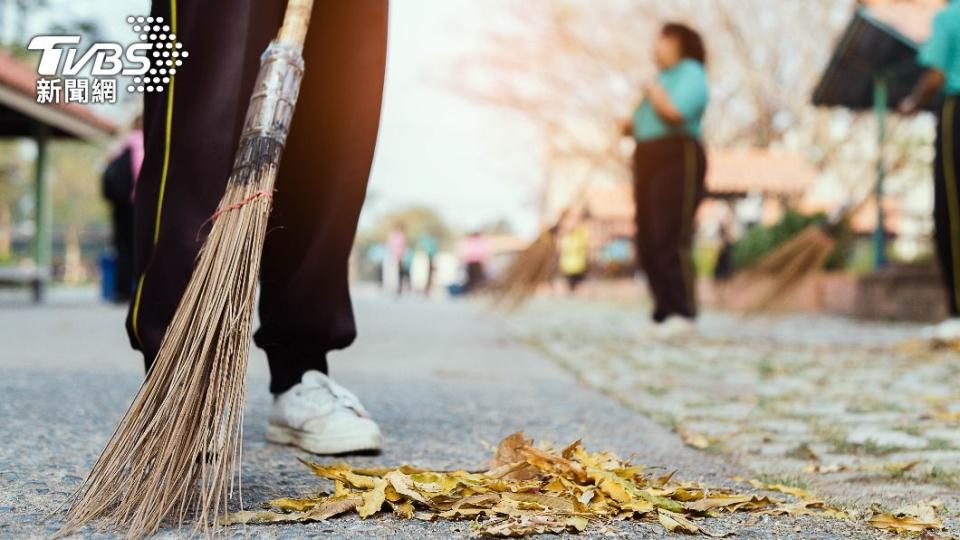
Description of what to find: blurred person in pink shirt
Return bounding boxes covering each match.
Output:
[102,116,144,302]
[386,224,408,295]
[459,231,489,293]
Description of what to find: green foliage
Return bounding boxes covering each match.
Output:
[730,209,852,271]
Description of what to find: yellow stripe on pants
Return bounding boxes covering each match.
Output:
[942,97,960,312]
[679,140,697,309]
[131,0,179,348]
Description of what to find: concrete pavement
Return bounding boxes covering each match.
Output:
[1,287,885,538]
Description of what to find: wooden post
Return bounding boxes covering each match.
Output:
[32,125,51,302]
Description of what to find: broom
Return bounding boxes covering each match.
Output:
[60,0,314,537]
[491,210,568,308]
[729,196,870,313]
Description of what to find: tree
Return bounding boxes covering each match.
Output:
[448,0,935,223]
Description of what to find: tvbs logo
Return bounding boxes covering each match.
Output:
[28,15,189,102]
[29,35,152,77]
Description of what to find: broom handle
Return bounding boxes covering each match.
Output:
[277,0,316,47]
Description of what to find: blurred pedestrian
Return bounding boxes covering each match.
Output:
[415,231,439,294]
[900,0,960,341]
[559,209,590,294]
[713,224,734,282]
[101,115,143,303]
[624,23,709,338]
[387,224,408,296]
[460,231,489,293]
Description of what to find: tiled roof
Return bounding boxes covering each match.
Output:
[0,49,118,139]
[706,149,818,197]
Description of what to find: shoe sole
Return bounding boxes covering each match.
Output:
[266,425,383,456]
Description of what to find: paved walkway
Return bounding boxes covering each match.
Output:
[507,297,960,530]
[0,288,912,538]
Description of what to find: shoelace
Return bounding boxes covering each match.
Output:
[301,377,369,418]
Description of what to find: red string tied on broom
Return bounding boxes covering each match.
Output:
[196,190,273,241]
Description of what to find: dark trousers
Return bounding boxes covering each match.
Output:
[632,136,707,323]
[127,0,388,394]
[935,96,960,317]
[111,203,134,303]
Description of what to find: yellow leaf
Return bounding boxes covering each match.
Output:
[264,496,324,513]
[686,495,772,513]
[357,478,388,518]
[502,492,575,513]
[657,509,701,534]
[868,513,942,533]
[384,470,429,503]
[222,497,360,525]
[678,425,711,450]
[748,479,813,500]
[389,500,415,519]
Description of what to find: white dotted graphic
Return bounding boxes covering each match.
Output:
[126,15,188,94]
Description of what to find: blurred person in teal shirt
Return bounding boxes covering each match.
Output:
[900,0,960,340]
[623,23,709,339]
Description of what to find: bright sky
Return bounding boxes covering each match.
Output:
[20,0,545,237]
[368,0,542,236]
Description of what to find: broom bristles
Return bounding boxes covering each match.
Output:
[60,138,282,539]
[491,229,558,309]
[728,225,836,314]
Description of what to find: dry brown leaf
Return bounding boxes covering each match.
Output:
[357,478,388,518]
[804,463,847,474]
[869,502,944,533]
[222,497,361,525]
[657,508,701,534]
[686,494,772,513]
[502,492,576,513]
[763,499,847,519]
[868,513,943,533]
[384,470,429,503]
[231,433,851,537]
[264,496,325,513]
[390,500,415,519]
[478,514,588,537]
[678,426,711,450]
[747,479,813,500]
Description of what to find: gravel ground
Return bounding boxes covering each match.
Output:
[0,287,909,538]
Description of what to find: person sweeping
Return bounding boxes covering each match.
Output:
[62,0,388,536]
[127,0,387,455]
[899,0,960,341]
[624,23,709,339]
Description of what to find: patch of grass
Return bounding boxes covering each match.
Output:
[926,438,953,451]
[643,384,669,397]
[826,437,904,457]
[755,473,811,490]
[756,357,776,379]
[785,443,818,461]
[655,413,679,431]
[844,401,906,414]
[921,466,960,489]
[897,424,923,437]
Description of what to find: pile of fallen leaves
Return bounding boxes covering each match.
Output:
[223,433,861,536]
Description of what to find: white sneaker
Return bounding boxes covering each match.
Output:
[266,371,383,455]
[653,316,697,341]
[927,317,960,342]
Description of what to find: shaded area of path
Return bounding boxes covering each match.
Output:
[1,287,877,538]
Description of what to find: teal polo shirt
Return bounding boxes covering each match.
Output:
[919,0,960,95]
[633,59,709,142]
